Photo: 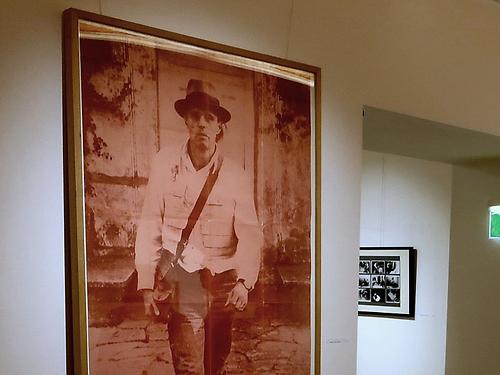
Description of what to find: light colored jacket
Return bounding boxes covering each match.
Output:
[135,143,262,290]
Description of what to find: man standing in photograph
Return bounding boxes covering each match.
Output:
[135,79,262,374]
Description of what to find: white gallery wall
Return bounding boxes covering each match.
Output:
[358,151,452,375]
[3,1,500,374]
[446,162,500,375]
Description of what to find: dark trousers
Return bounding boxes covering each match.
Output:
[168,268,236,375]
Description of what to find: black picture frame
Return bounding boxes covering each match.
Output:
[358,247,416,319]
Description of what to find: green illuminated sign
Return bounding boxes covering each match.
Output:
[489,206,500,239]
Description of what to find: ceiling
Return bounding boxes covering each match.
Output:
[363,106,500,164]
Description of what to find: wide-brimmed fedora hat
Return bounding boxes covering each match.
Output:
[174,79,231,123]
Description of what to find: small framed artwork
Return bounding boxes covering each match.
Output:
[358,247,416,319]
[63,8,321,375]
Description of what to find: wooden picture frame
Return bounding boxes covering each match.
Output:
[358,247,416,319]
[63,8,321,374]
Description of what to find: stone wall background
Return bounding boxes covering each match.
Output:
[82,38,311,289]
[81,37,312,374]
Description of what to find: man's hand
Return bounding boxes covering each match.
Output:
[225,282,249,311]
[142,289,160,316]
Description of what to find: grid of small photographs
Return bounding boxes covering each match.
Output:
[359,258,401,306]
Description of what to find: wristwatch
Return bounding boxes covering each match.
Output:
[237,278,252,291]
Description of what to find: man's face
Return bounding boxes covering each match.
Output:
[185,107,221,151]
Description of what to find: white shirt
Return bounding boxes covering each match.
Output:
[135,141,262,290]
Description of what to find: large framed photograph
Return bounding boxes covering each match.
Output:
[63,8,321,375]
[358,247,416,319]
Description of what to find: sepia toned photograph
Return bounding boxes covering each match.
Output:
[64,9,320,375]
